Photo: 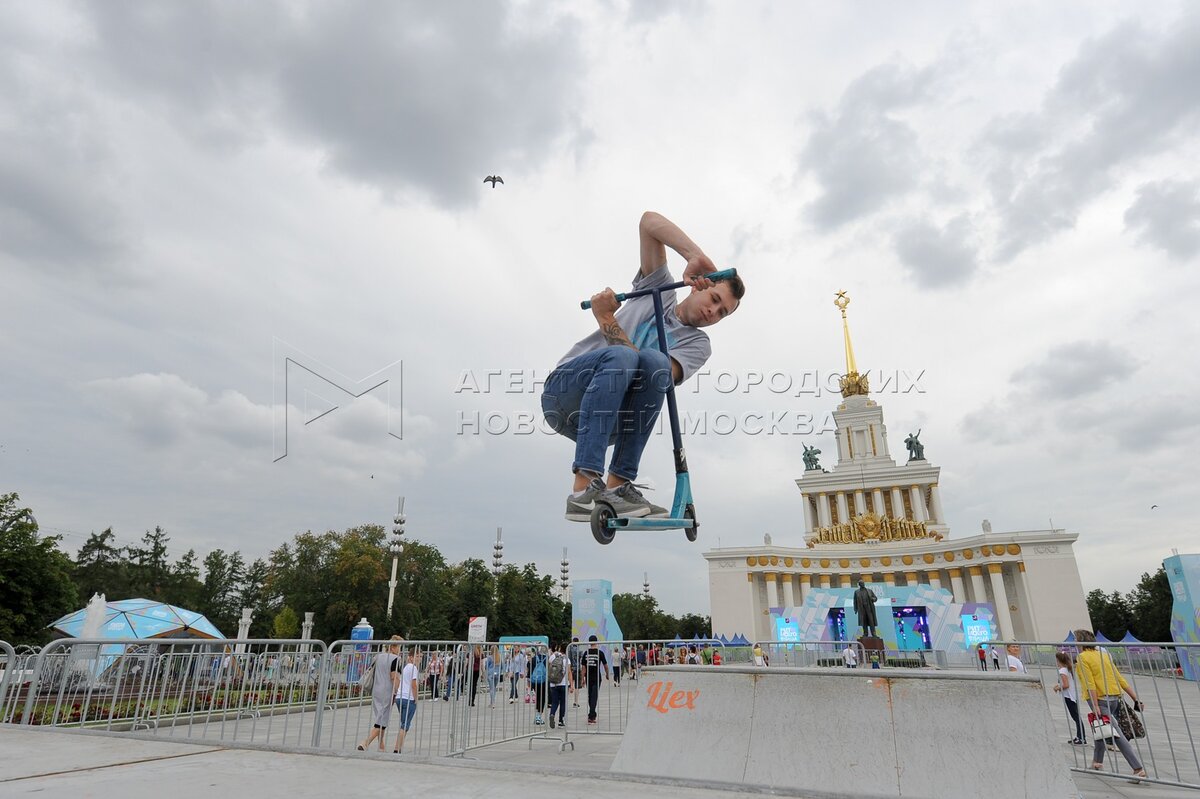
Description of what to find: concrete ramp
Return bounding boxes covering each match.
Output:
[612,666,1078,799]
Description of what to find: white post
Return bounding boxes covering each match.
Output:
[301,612,314,653]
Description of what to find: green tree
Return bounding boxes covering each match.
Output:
[1127,567,1173,643]
[0,493,79,645]
[73,528,131,599]
[273,606,300,639]
[1086,589,1132,640]
[128,526,172,599]
[169,548,203,608]
[446,558,495,638]
[199,549,246,636]
[239,558,274,638]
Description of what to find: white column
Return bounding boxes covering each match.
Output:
[765,573,780,609]
[818,494,832,528]
[836,492,850,524]
[798,574,811,605]
[854,490,867,515]
[987,564,1014,639]
[926,571,942,589]
[871,488,885,517]
[968,566,987,603]
[891,487,905,519]
[1013,562,1037,640]
[929,484,946,525]
[910,485,928,523]
[235,608,252,654]
[802,497,815,535]
[948,569,965,602]
[781,575,796,609]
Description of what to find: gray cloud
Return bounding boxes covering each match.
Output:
[78,1,586,208]
[893,214,978,288]
[799,63,934,229]
[1124,179,1200,260]
[981,14,1200,259]
[1011,341,1139,401]
[0,23,131,273]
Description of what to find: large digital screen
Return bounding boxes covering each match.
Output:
[961,614,992,649]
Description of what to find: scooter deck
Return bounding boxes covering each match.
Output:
[608,516,694,530]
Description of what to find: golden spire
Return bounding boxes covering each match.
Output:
[834,290,869,398]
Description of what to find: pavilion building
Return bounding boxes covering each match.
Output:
[703,292,1090,660]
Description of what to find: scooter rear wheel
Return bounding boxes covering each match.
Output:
[590,503,617,545]
[684,504,698,542]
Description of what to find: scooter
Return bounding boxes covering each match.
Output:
[579,268,738,545]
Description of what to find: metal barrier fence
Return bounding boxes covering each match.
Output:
[991,640,1200,791]
[0,640,15,724]
[752,640,867,668]
[15,637,331,750]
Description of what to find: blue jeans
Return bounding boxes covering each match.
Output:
[395,697,417,731]
[541,346,672,481]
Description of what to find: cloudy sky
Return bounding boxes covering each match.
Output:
[3,1,1198,619]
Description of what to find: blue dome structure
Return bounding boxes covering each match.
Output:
[51,598,225,640]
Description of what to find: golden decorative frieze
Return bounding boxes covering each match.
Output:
[806,512,942,547]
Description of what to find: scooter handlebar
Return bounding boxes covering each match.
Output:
[579,268,738,310]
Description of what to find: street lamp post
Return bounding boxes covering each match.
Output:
[387,497,406,618]
[560,548,570,602]
[492,527,504,580]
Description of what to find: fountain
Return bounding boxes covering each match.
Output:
[73,593,108,685]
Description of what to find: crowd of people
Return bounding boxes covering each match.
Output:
[354,635,731,752]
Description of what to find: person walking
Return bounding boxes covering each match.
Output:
[427,649,443,699]
[485,646,502,708]
[582,635,610,725]
[1074,629,1147,780]
[529,645,549,725]
[569,637,583,707]
[468,645,482,707]
[612,646,623,685]
[391,647,419,754]
[508,645,526,703]
[547,642,572,729]
[976,644,988,672]
[1053,651,1087,746]
[990,645,1001,671]
[358,637,402,751]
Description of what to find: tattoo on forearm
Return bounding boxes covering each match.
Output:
[601,320,636,349]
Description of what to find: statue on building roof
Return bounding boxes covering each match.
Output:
[802,443,822,471]
[904,429,925,462]
[764,533,772,546]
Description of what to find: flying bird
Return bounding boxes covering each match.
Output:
[1150,504,1158,509]
[484,175,504,188]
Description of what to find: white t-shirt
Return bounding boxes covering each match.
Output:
[842,647,858,666]
[1007,654,1026,674]
[1058,667,1077,702]
[397,662,419,700]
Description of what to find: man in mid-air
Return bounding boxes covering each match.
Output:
[542,211,745,521]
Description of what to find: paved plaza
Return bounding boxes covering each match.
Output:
[0,724,1193,799]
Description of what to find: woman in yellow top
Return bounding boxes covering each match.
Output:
[1073,630,1147,779]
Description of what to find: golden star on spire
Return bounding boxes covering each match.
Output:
[834,290,869,398]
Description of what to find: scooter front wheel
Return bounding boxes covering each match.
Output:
[684,504,698,542]
[590,502,617,545]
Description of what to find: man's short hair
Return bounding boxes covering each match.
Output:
[727,274,746,302]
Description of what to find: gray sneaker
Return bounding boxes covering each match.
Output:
[603,482,670,518]
[565,477,607,522]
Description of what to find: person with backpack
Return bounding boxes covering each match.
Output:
[685,645,701,665]
[568,637,583,707]
[529,645,549,725]
[582,635,610,725]
[547,642,573,729]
